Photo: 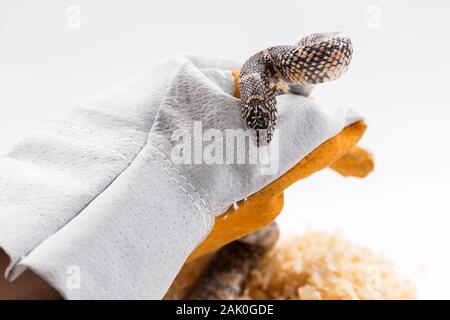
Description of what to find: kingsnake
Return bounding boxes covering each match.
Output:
[238,32,353,145]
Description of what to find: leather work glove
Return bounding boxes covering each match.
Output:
[0,56,372,299]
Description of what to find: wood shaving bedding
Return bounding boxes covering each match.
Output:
[239,232,415,300]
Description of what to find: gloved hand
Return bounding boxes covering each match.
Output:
[0,56,200,272]
[0,55,239,277]
[0,55,364,299]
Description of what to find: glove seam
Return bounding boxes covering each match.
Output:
[145,146,213,220]
[42,121,146,148]
[29,132,130,163]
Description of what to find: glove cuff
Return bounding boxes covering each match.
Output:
[16,146,214,299]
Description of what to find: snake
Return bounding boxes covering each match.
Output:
[187,222,279,300]
[238,32,353,145]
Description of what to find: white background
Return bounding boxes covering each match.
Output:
[1,0,449,299]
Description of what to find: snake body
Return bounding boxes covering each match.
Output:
[187,223,279,300]
[239,32,353,145]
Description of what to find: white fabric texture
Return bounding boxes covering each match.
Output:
[0,55,360,299]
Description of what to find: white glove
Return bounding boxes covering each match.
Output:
[0,55,359,299]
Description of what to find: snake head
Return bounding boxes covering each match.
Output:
[241,93,277,147]
[239,74,277,146]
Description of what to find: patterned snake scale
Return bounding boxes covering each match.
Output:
[239,32,353,145]
[187,222,280,300]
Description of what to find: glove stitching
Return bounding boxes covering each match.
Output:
[145,147,212,217]
[145,152,198,212]
[145,150,213,234]
[35,133,129,162]
[42,122,145,148]
[149,145,212,214]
